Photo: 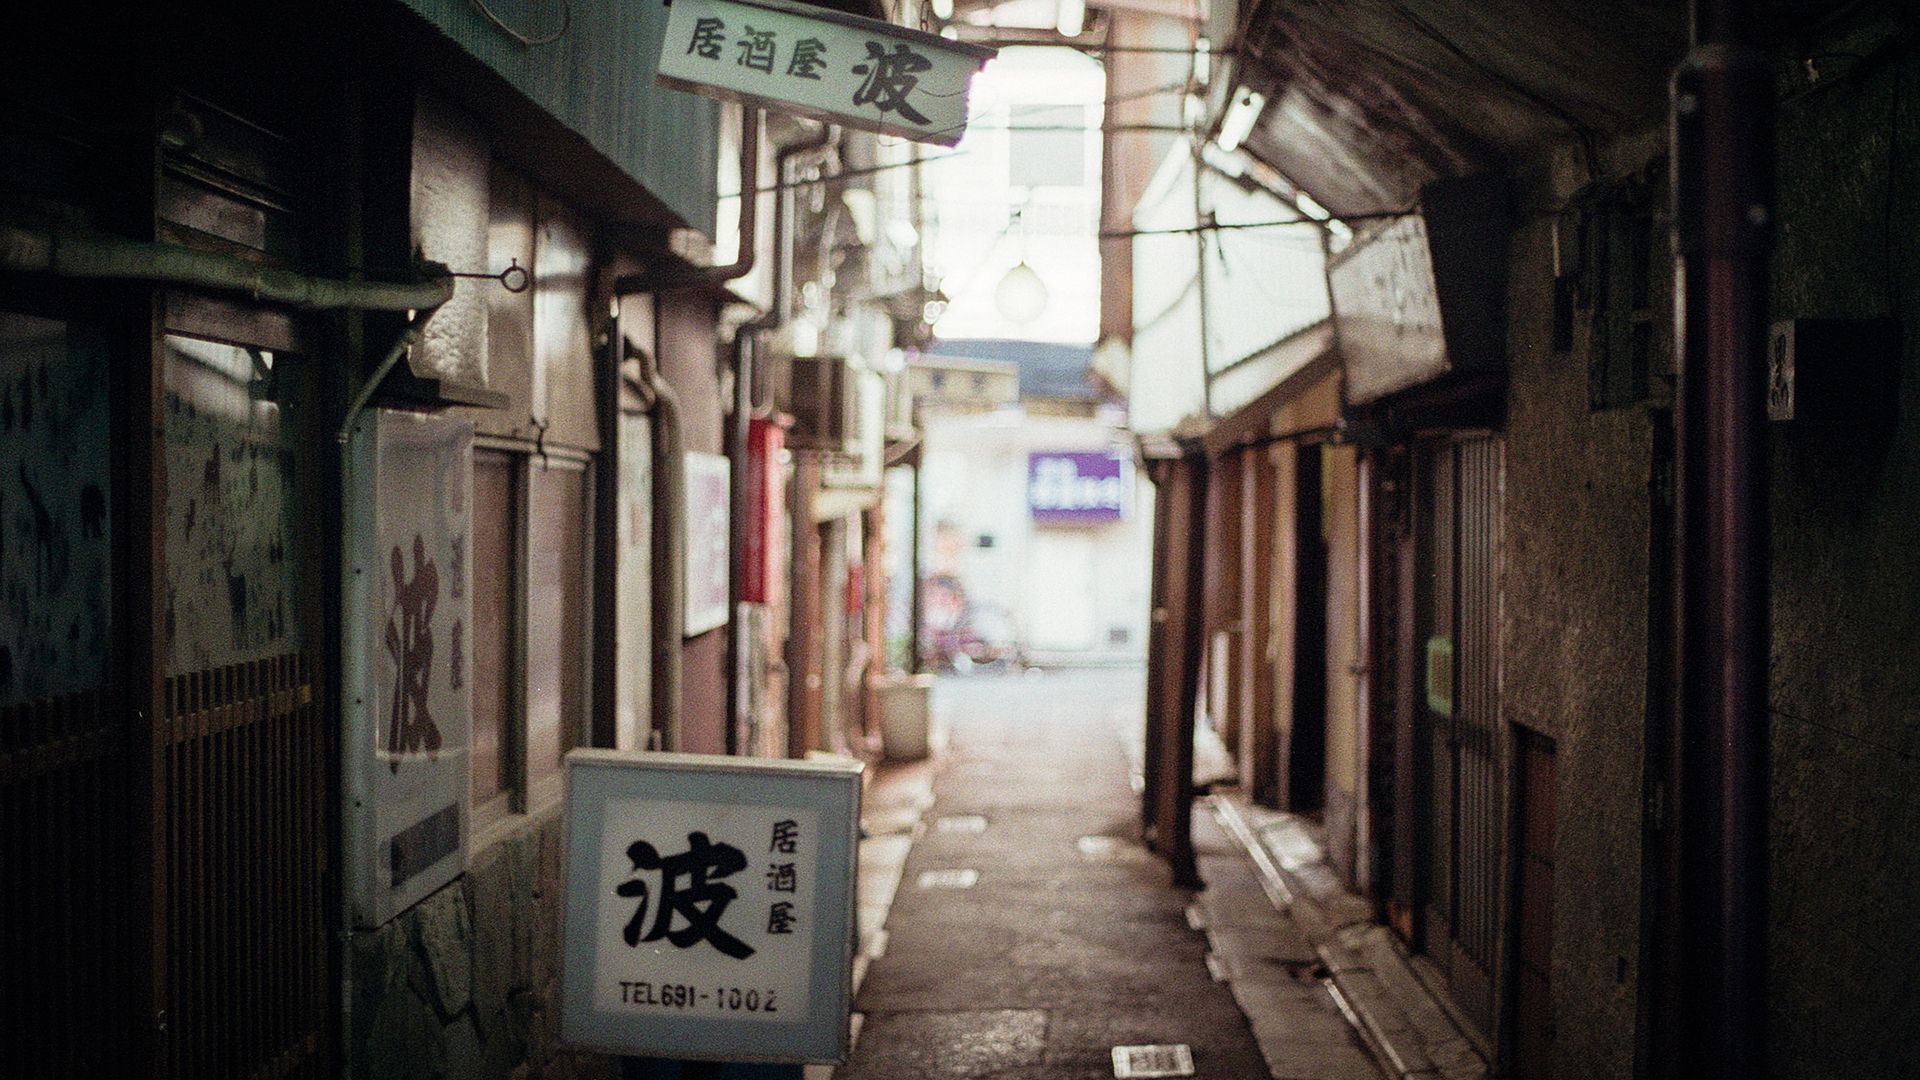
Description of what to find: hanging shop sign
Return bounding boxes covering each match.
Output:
[1028,451,1129,525]
[343,409,474,927]
[657,0,996,147]
[1330,174,1510,406]
[561,750,864,1064]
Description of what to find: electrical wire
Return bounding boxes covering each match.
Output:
[1099,208,1415,239]
[468,0,570,47]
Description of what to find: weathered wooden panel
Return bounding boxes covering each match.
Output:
[163,655,328,1079]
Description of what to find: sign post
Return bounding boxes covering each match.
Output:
[657,0,996,146]
[561,750,864,1068]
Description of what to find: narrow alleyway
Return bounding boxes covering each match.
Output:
[839,668,1363,1079]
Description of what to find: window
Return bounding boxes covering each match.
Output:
[526,455,590,800]
[470,448,517,818]
[468,441,594,831]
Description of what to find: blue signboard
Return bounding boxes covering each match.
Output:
[1028,451,1128,525]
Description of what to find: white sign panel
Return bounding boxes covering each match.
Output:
[562,750,863,1064]
[685,451,731,637]
[1328,214,1447,405]
[657,0,996,147]
[343,409,474,927]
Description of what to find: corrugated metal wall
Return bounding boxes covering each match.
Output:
[397,0,720,232]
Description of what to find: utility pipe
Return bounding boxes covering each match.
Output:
[642,339,689,752]
[613,107,763,752]
[1670,0,1772,1074]
[725,121,836,754]
[0,221,457,449]
[337,318,433,443]
[0,223,452,310]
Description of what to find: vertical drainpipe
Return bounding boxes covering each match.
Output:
[908,448,924,674]
[1670,0,1772,1074]
[595,298,623,751]
[1169,444,1208,889]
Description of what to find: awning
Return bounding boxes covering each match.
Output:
[1227,0,1684,219]
[1200,319,1340,458]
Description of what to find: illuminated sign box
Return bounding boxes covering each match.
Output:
[657,0,996,146]
[560,750,863,1064]
[1029,451,1129,525]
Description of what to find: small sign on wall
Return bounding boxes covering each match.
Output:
[685,451,731,637]
[343,410,474,927]
[561,750,863,1064]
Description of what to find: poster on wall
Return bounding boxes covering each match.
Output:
[0,314,111,706]
[685,451,731,637]
[344,409,474,928]
[561,750,862,1064]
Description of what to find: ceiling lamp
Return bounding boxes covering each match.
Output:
[995,261,1049,323]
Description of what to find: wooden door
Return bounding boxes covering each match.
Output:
[159,333,331,1078]
[1407,435,1505,1035]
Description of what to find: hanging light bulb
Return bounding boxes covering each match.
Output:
[995,261,1049,323]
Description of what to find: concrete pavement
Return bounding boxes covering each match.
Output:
[836,667,1382,1079]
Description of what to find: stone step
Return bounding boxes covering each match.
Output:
[1210,795,1491,1080]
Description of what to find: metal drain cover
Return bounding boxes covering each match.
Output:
[1111,1043,1195,1078]
[935,814,989,834]
[916,868,980,890]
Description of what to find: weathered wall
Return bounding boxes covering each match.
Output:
[657,290,728,753]
[1501,159,1662,1077]
[347,809,613,1080]
[1098,11,1192,350]
[352,82,631,1079]
[1766,27,1920,1080]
